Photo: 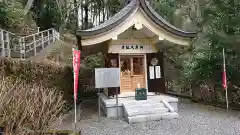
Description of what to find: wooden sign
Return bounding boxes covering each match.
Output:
[109,44,156,53]
[121,45,144,50]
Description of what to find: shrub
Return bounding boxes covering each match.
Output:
[183,33,240,106]
[0,58,74,106]
[0,76,66,135]
[0,58,98,104]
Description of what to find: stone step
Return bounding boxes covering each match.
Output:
[127,107,169,117]
[123,102,166,116]
[127,112,179,124]
[124,100,162,106]
[124,102,165,108]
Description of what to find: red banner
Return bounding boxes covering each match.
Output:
[222,48,227,90]
[222,71,227,89]
[72,48,81,101]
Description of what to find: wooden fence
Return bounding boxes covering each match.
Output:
[0,28,59,59]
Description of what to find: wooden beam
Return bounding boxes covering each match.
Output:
[134,22,143,30]
[112,36,118,40]
[110,38,153,45]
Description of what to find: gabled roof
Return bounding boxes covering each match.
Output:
[76,0,197,38]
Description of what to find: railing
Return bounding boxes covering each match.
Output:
[0,28,60,59]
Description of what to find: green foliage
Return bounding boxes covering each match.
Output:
[183,0,240,104]
[0,1,25,29]
[150,0,177,24]
[82,52,105,69]
[31,0,62,30]
[0,0,38,34]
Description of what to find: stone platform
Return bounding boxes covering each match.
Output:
[98,92,179,123]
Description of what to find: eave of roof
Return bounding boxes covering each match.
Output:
[76,0,197,38]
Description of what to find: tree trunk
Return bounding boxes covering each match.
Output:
[84,2,89,29]
[81,2,84,29]
[102,1,105,22]
[98,1,101,24]
[74,0,79,29]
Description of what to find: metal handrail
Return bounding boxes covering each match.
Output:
[0,28,59,59]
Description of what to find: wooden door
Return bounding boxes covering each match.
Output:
[120,56,132,92]
[146,52,166,93]
[131,56,145,90]
[120,55,145,92]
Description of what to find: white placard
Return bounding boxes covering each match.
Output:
[155,66,161,79]
[95,68,120,88]
[149,66,155,79]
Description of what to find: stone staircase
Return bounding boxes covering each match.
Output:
[123,100,179,123]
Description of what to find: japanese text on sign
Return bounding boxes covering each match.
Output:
[121,45,144,50]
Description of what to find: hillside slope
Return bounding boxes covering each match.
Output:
[29,39,76,66]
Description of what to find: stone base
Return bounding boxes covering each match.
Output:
[98,93,179,118]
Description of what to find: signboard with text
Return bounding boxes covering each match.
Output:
[95,68,120,88]
[108,44,156,53]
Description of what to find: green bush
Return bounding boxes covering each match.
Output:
[182,33,240,106]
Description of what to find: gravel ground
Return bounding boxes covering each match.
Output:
[53,99,240,135]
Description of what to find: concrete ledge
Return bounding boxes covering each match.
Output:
[128,112,179,123]
[162,100,175,112]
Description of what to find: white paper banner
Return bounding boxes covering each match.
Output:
[149,66,155,79]
[155,66,161,79]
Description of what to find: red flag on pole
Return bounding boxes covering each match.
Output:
[72,48,81,101]
[222,48,229,110]
[222,48,227,89]
[222,71,227,89]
